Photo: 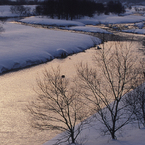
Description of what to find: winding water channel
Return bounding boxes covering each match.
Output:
[0,45,99,145]
[0,19,145,145]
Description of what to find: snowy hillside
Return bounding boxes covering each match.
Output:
[43,121,145,145]
[0,22,101,74]
[19,16,85,27]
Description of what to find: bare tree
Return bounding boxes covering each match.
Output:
[125,83,145,128]
[125,60,145,128]
[10,5,31,16]
[77,41,142,139]
[0,24,4,33]
[29,67,89,145]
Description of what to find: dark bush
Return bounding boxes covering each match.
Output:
[105,1,125,14]
[0,0,10,5]
[95,3,105,14]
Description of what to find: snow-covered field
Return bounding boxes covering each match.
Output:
[19,14,145,26]
[76,14,145,25]
[19,16,85,27]
[19,17,112,33]
[44,117,145,145]
[61,26,112,34]
[0,22,100,74]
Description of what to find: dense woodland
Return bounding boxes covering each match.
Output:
[2,0,126,20]
[0,0,39,5]
[35,0,125,20]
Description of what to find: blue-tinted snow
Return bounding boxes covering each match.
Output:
[123,28,145,34]
[19,16,85,27]
[62,26,112,34]
[0,22,101,74]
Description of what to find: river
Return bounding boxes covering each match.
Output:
[0,44,100,145]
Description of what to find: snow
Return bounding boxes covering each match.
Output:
[62,26,112,34]
[0,5,19,17]
[123,28,145,34]
[19,16,85,27]
[19,14,145,27]
[19,17,111,33]
[131,5,145,15]
[123,5,145,16]
[43,84,145,145]
[0,22,101,74]
[76,14,145,25]
[134,22,144,29]
[43,113,145,145]
[123,8,136,16]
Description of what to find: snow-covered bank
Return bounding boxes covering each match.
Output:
[76,14,145,25]
[123,28,145,34]
[19,17,112,34]
[0,22,101,74]
[19,14,145,27]
[62,26,112,34]
[19,16,85,27]
[43,120,145,145]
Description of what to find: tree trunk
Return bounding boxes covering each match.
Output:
[111,132,116,140]
[71,130,75,143]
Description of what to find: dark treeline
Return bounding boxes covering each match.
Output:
[105,1,125,14]
[96,0,145,3]
[36,0,97,19]
[0,0,125,19]
[35,0,125,20]
[0,0,39,5]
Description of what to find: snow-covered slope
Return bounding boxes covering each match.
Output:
[0,22,101,74]
[19,14,145,28]
[43,124,145,145]
[19,16,85,27]
[62,26,112,34]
